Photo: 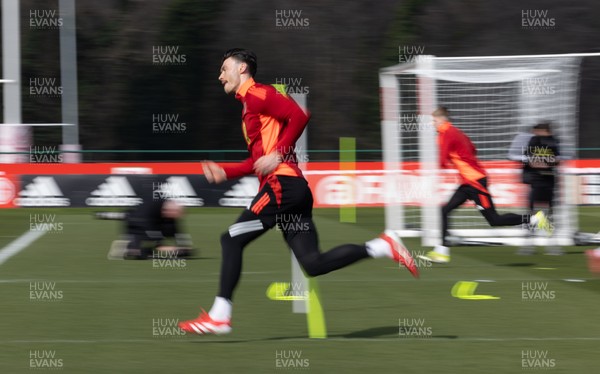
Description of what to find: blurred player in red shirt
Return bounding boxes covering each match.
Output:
[179,48,418,335]
[418,107,550,264]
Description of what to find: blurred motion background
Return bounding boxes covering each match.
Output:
[3,0,600,161]
[1,3,600,373]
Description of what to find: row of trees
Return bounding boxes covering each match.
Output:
[8,0,600,161]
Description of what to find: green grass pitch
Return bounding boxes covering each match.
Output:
[0,207,598,373]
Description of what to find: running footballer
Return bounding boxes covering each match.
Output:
[419,107,551,264]
[178,49,419,335]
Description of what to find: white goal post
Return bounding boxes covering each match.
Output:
[380,53,600,247]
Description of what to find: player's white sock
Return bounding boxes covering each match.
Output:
[365,238,391,259]
[433,245,450,256]
[208,296,232,321]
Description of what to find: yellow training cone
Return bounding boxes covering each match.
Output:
[451,281,500,300]
[266,282,307,301]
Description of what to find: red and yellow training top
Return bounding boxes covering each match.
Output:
[437,121,489,193]
[220,78,309,187]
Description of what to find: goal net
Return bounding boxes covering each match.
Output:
[380,53,589,247]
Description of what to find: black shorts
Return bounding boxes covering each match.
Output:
[456,178,495,211]
[530,182,555,203]
[247,175,312,230]
[226,175,314,241]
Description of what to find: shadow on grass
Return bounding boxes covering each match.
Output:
[187,326,458,343]
[188,336,308,344]
[496,262,536,267]
[333,325,399,338]
[335,326,458,340]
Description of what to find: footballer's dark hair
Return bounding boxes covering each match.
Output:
[222,48,257,77]
[432,106,450,118]
[533,121,552,131]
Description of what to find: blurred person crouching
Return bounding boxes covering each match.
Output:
[98,179,195,260]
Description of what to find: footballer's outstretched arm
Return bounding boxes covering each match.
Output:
[217,157,254,181]
[202,161,227,183]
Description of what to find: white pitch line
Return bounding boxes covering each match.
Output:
[0,230,47,266]
[303,337,600,342]
[0,277,598,284]
[1,337,600,344]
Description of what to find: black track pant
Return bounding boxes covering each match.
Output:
[529,175,555,214]
[218,176,369,301]
[442,178,527,246]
